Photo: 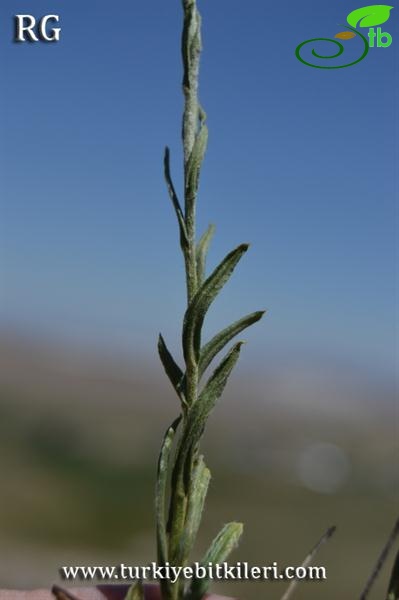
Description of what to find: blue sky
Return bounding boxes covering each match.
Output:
[0,0,397,376]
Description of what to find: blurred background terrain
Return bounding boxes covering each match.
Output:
[0,329,397,599]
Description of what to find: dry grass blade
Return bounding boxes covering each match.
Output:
[359,516,399,600]
[386,548,399,600]
[280,526,336,600]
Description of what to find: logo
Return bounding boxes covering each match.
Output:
[296,4,393,68]
[14,15,61,42]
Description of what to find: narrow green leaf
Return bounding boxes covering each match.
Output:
[156,416,182,569]
[177,454,211,566]
[164,147,189,249]
[186,123,208,204]
[187,522,243,600]
[202,521,243,563]
[124,580,144,600]
[177,342,243,474]
[183,244,249,367]
[199,310,265,378]
[196,223,215,285]
[387,549,399,600]
[158,334,186,404]
[197,341,243,419]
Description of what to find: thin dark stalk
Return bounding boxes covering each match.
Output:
[359,517,399,600]
[280,526,336,600]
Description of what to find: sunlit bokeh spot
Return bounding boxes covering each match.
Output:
[298,442,351,494]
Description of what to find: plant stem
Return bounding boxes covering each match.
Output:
[181,0,204,414]
[182,0,201,305]
[166,2,204,598]
[157,3,262,599]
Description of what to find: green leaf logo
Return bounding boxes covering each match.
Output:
[347,5,394,28]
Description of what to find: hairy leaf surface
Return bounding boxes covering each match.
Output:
[183,244,249,366]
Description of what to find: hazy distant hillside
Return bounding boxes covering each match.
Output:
[0,331,397,599]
